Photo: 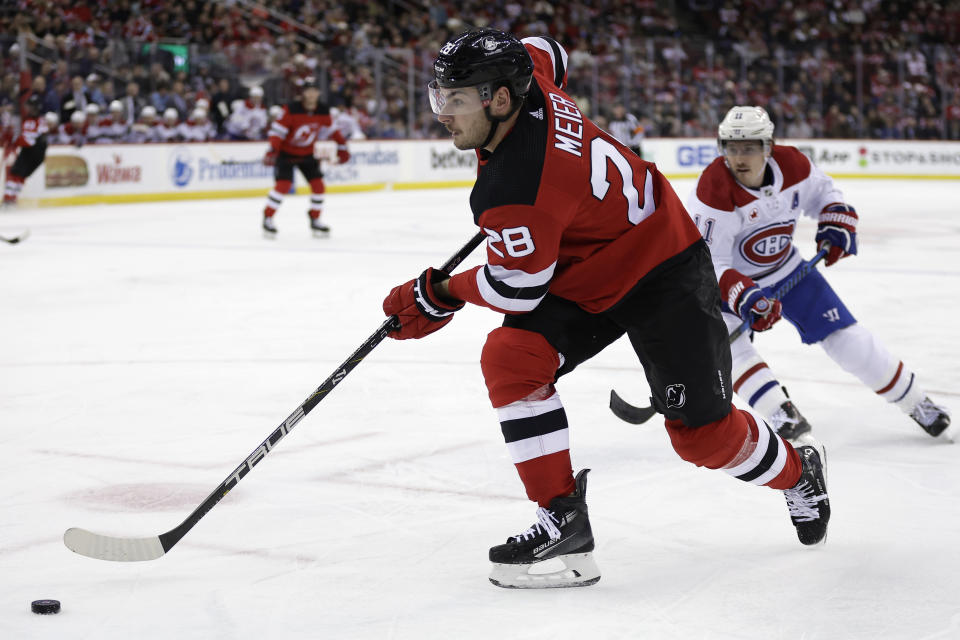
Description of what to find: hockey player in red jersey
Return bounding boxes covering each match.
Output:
[381,30,831,588]
[687,106,951,442]
[261,77,350,238]
[3,95,47,207]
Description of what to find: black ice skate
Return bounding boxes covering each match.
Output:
[772,400,813,443]
[262,216,277,239]
[784,445,830,546]
[488,469,600,589]
[310,216,330,238]
[910,397,951,438]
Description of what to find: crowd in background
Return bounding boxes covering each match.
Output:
[2,0,960,144]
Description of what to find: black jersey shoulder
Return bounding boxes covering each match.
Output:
[469,81,548,223]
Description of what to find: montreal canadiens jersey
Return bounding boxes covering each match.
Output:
[687,146,845,285]
[447,36,701,314]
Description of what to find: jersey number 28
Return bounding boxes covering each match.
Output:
[590,137,656,225]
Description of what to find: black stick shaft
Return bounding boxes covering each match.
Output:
[157,231,486,553]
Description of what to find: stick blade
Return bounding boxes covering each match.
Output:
[64,527,166,562]
[609,390,658,425]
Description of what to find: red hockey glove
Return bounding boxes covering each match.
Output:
[816,203,858,266]
[383,268,464,340]
[263,149,278,166]
[336,146,350,164]
[719,269,782,332]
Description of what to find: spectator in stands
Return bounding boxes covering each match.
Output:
[120,81,143,126]
[85,73,107,108]
[31,75,60,115]
[210,77,236,136]
[61,75,92,123]
[150,81,175,116]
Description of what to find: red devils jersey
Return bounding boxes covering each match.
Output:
[447,36,701,314]
[15,117,47,148]
[268,101,347,157]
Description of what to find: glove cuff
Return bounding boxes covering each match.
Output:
[819,203,858,230]
[414,268,464,321]
[718,269,759,317]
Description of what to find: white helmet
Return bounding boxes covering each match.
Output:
[71,110,86,124]
[718,106,774,152]
[85,103,100,115]
[195,98,210,110]
[44,111,59,127]
[191,107,207,120]
[268,105,283,119]
[141,105,157,119]
[109,100,123,112]
[249,86,263,98]
[163,107,178,121]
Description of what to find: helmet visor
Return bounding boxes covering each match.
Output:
[720,139,768,158]
[427,80,488,116]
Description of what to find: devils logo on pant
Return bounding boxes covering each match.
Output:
[666,384,686,408]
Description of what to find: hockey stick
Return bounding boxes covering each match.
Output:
[608,246,830,425]
[64,231,486,562]
[0,229,29,244]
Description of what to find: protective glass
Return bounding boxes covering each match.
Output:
[427,80,488,116]
[721,140,767,157]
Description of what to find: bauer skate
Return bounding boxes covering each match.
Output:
[784,444,830,546]
[909,397,951,438]
[488,469,600,589]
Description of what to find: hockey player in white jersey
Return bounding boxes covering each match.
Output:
[688,106,951,442]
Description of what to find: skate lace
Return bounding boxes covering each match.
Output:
[769,407,795,431]
[784,481,827,522]
[510,507,562,542]
[911,398,948,428]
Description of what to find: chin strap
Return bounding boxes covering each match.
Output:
[479,95,526,153]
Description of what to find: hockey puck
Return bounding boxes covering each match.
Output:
[31,599,60,615]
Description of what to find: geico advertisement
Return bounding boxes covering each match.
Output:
[645,138,960,176]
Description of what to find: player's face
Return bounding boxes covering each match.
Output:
[722,140,767,188]
[302,87,320,108]
[429,82,492,150]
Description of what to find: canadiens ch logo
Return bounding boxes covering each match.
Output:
[739,220,796,267]
[665,384,686,409]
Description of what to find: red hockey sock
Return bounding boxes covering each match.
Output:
[515,450,576,507]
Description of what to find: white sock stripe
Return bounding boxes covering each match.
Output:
[724,421,773,478]
[505,428,569,464]
[497,392,563,423]
[744,437,788,486]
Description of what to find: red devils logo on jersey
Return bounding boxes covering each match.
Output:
[739,221,795,267]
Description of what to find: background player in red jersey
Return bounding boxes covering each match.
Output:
[686,106,951,442]
[261,77,350,238]
[3,95,47,207]
[381,30,831,589]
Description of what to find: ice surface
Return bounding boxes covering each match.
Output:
[1,180,958,639]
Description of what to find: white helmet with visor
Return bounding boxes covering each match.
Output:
[718,106,774,157]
